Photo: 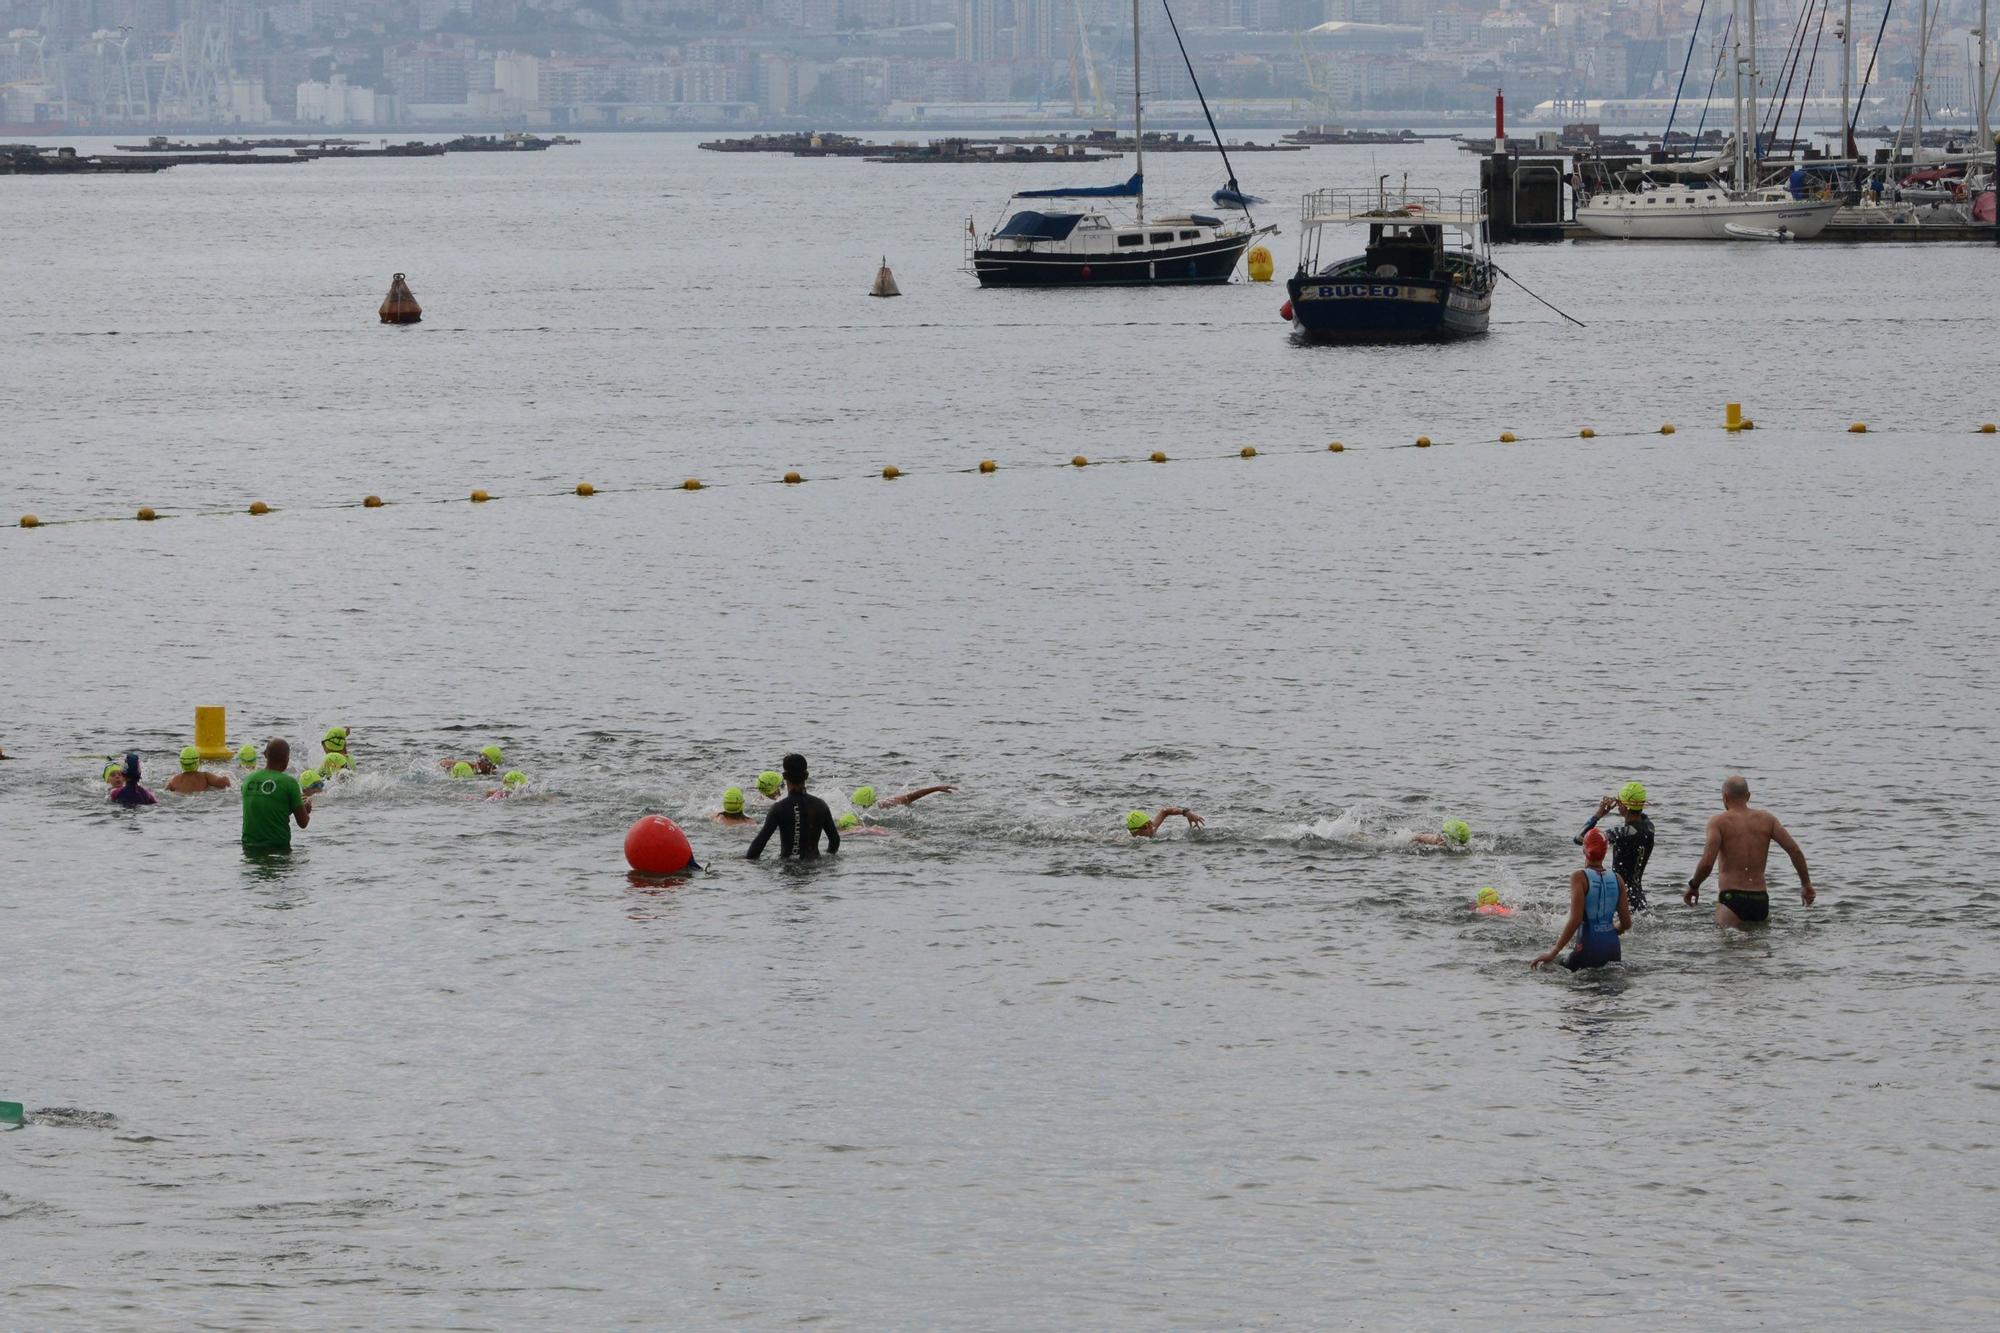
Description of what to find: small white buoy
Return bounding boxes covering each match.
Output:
[870,257,901,299]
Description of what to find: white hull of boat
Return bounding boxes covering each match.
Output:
[1576,196,1838,240]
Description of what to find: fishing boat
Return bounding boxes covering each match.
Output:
[966,0,1268,287]
[1284,186,1495,343]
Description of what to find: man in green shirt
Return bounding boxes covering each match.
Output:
[241,738,313,852]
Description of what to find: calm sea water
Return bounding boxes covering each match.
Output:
[3,133,1998,1329]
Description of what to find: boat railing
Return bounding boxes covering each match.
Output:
[1300,187,1487,230]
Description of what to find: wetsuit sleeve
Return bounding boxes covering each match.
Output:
[1574,813,1602,845]
[746,805,780,859]
[821,797,840,854]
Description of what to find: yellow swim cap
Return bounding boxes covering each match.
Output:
[480,745,503,765]
[237,744,257,766]
[324,752,351,773]
[450,761,475,779]
[300,769,325,792]
[757,770,782,798]
[1618,781,1648,808]
[1476,886,1500,906]
[503,770,526,788]
[1125,810,1150,832]
[1443,819,1472,846]
[837,812,859,830]
[852,786,877,809]
[322,726,347,752]
[722,786,744,814]
[179,745,200,772]
[104,763,123,782]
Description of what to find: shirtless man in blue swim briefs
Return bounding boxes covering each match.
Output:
[1683,775,1815,929]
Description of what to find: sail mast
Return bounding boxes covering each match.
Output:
[1733,0,1749,189]
[1132,0,1145,223]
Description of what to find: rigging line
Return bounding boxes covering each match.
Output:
[1489,262,1587,328]
[1694,13,1735,146]
[1791,1,1832,153]
[1852,2,1892,150]
[1663,0,1711,151]
[1158,0,1255,227]
[1764,0,1818,142]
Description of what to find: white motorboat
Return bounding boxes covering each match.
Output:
[1577,186,1838,239]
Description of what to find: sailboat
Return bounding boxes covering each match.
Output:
[1575,0,1837,240]
[967,0,1268,287]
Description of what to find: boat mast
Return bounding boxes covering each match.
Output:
[1912,0,1928,166]
[1982,0,1992,156]
[1733,0,1750,189]
[1746,0,1759,172]
[1841,0,1852,158]
[1132,0,1145,223]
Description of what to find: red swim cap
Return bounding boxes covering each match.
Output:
[1583,828,1609,860]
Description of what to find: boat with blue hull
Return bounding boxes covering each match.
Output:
[1285,187,1496,344]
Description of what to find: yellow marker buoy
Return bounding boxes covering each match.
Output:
[136,506,157,521]
[882,465,901,480]
[1327,442,1344,453]
[248,501,270,515]
[363,494,384,508]
[469,489,490,503]
[194,706,231,761]
[1150,451,1168,463]
[1579,427,1596,439]
[1848,422,1867,433]
[576,482,595,496]
[1659,424,1676,435]
[1499,431,1517,443]
[682,478,703,491]
[20,514,40,528]
[978,459,997,473]
[1980,423,1997,434]
[1414,436,1431,448]
[1071,455,1088,468]
[1246,246,1274,282]
[1239,445,1257,459]
[783,471,803,485]
[1725,402,1744,432]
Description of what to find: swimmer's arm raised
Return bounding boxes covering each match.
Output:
[1575,796,1615,844]
[1684,816,1722,904]
[881,785,955,807]
[1158,807,1203,829]
[1771,820,1814,904]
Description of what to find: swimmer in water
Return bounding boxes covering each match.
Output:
[852,784,958,811]
[441,745,503,776]
[755,770,783,803]
[108,752,157,807]
[746,753,840,860]
[322,726,352,769]
[1532,828,1632,970]
[1576,781,1655,910]
[713,787,755,824]
[1472,886,1514,916]
[164,745,231,795]
[1126,807,1204,838]
[322,752,353,779]
[1413,818,1472,849]
[237,744,259,770]
[1683,775,1815,929]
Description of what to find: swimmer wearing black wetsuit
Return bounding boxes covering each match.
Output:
[746,752,841,861]
[1577,794,1654,910]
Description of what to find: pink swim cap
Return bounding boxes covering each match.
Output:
[1583,828,1609,860]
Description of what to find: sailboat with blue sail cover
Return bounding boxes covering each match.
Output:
[967,0,1273,287]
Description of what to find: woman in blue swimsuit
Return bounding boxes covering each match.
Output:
[1532,827,1632,971]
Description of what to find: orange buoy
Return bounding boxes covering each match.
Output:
[378,272,422,325]
[624,814,694,876]
[1279,300,1294,321]
[363,494,384,508]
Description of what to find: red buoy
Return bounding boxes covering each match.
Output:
[1279,300,1294,321]
[624,814,693,875]
[379,272,422,325]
